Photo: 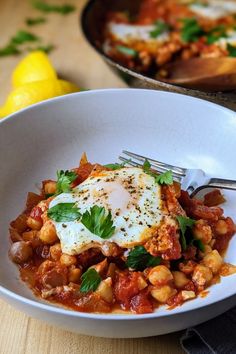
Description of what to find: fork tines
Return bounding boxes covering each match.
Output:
[119,150,186,181]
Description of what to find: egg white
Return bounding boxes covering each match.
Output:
[190,1,236,20]
[49,167,168,255]
[108,23,170,43]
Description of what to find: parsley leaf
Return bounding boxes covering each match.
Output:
[81,205,115,239]
[143,159,151,173]
[27,44,55,53]
[181,18,204,43]
[155,170,173,185]
[176,215,195,251]
[206,25,227,44]
[33,1,75,15]
[25,17,46,26]
[104,159,131,170]
[104,163,124,170]
[47,202,81,222]
[150,20,170,38]
[143,159,173,185]
[116,45,138,57]
[0,44,20,57]
[10,30,40,45]
[80,268,102,293]
[192,239,205,252]
[126,246,161,271]
[56,170,77,194]
[227,43,236,57]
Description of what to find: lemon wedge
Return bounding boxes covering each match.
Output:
[0,79,79,118]
[12,51,57,88]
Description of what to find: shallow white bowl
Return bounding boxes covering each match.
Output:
[0,89,236,338]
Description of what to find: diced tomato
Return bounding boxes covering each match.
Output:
[75,293,111,313]
[167,292,183,307]
[71,163,94,187]
[179,191,223,221]
[114,271,141,310]
[130,290,153,314]
[204,189,225,207]
[30,206,43,222]
[161,225,182,260]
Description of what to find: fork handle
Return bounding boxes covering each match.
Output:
[208,178,236,190]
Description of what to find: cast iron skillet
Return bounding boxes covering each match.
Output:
[81,0,236,109]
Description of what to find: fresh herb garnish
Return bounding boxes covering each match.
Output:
[181,18,204,43]
[116,45,138,57]
[143,159,151,173]
[104,159,131,170]
[155,170,173,185]
[150,20,170,38]
[27,44,55,53]
[0,44,20,57]
[126,245,161,271]
[56,170,77,194]
[10,30,40,45]
[176,215,195,251]
[143,159,173,185]
[25,17,46,26]
[81,205,115,239]
[47,202,81,222]
[80,268,102,293]
[104,163,124,170]
[206,25,227,44]
[227,43,236,57]
[33,1,75,15]
[192,239,205,252]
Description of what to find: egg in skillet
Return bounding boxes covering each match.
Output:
[49,167,174,255]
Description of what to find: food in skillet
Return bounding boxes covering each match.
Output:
[102,0,236,78]
[9,154,236,314]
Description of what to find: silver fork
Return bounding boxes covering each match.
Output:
[119,150,236,196]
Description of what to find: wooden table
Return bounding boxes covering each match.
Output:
[0,1,184,353]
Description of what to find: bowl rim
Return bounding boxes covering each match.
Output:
[0,88,235,126]
[0,88,236,320]
[80,0,236,99]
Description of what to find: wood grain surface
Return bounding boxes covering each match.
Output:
[0,1,184,353]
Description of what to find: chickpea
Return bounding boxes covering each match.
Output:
[137,276,148,291]
[9,241,33,264]
[172,271,189,289]
[22,230,38,241]
[44,181,57,195]
[151,285,177,303]
[192,265,213,288]
[148,265,173,286]
[202,250,223,274]
[181,290,196,301]
[26,216,42,231]
[69,268,81,283]
[215,220,228,235]
[39,221,58,244]
[60,253,77,267]
[96,277,113,303]
[192,220,212,244]
[50,243,62,261]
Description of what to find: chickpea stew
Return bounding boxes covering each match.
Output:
[102,0,236,79]
[9,154,236,314]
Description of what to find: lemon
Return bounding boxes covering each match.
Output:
[0,79,79,118]
[12,51,57,88]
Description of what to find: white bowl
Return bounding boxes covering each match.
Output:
[0,89,236,338]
